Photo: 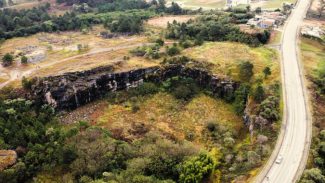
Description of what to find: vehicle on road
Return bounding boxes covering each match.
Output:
[275,155,283,164]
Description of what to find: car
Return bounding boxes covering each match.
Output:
[275,155,283,164]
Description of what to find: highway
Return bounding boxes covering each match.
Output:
[254,0,312,182]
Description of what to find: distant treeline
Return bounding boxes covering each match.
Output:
[0,0,184,39]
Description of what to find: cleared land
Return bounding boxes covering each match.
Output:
[251,0,296,9]
[0,26,153,87]
[182,42,280,82]
[167,0,225,9]
[146,15,195,28]
[169,0,296,9]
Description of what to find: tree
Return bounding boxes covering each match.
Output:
[234,84,251,115]
[179,153,215,183]
[300,168,325,183]
[156,38,164,46]
[2,53,14,67]
[166,45,180,56]
[253,85,265,102]
[21,56,28,64]
[238,61,254,82]
[259,96,280,121]
[263,66,271,78]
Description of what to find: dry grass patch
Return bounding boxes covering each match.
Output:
[182,42,280,82]
[300,37,325,76]
[167,0,225,9]
[146,15,196,28]
[251,0,296,9]
[95,92,242,143]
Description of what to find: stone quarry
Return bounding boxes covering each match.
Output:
[31,61,238,110]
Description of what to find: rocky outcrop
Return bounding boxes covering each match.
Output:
[0,150,17,171]
[31,62,238,111]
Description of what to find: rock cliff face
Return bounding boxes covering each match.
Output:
[31,63,238,110]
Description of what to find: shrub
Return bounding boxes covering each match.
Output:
[179,153,215,183]
[131,82,159,96]
[259,96,280,121]
[234,84,251,115]
[166,46,180,56]
[263,66,271,78]
[21,77,35,90]
[238,61,254,82]
[300,168,325,183]
[156,38,165,46]
[21,56,28,64]
[253,85,265,102]
[2,53,14,67]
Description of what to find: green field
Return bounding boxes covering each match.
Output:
[167,0,225,9]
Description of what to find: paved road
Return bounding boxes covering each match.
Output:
[255,0,311,182]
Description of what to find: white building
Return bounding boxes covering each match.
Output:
[226,0,250,7]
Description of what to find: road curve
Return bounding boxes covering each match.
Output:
[254,0,311,182]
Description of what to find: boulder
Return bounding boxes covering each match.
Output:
[0,150,17,171]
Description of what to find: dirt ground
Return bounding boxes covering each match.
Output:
[146,15,196,28]
[0,26,152,88]
[167,0,225,9]
[4,0,71,15]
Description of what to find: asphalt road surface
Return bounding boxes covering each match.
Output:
[255,0,311,182]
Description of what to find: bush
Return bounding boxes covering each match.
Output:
[253,85,265,102]
[234,84,251,115]
[21,56,28,64]
[21,77,35,90]
[2,53,14,67]
[131,82,159,96]
[179,153,215,183]
[259,96,280,121]
[166,45,180,56]
[238,61,254,82]
[156,38,165,46]
[263,66,271,78]
[300,168,325,183]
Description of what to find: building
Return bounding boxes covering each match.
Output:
[247,12,287,29]
[226,0,250,7]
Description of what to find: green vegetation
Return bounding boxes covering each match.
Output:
[0,0,186,39]
[2,53,14,67]
[20,56,28,64]
[239,61,254,82]
[300,130,325,183]
[300,38,325,182]
[166,14,271,46]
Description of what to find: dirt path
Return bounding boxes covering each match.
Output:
[0,43,153,89]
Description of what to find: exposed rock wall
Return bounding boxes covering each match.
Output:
[31,63,238,111]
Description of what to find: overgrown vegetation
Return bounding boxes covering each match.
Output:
[0,0,185,39]
[300,37,325,182]
[166,14,271,46]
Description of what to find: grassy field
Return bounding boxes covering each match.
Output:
[94,92,243,143]
[268,30,282,45]
[182,42,280,82]
[167,0,225,9]
[251,0,296,9]
[300,38,325,77]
